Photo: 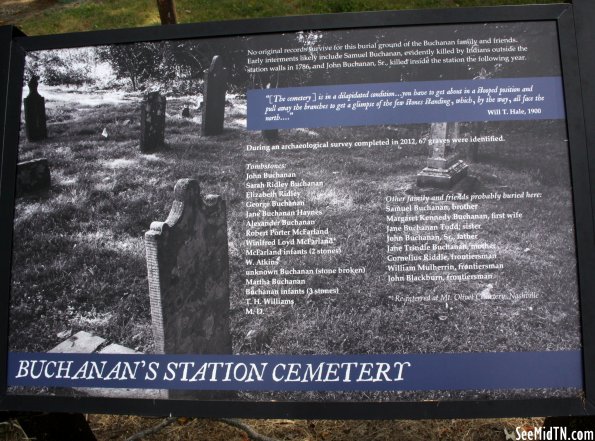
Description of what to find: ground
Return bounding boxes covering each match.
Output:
[87,416,547,441]
[0,0,58,26]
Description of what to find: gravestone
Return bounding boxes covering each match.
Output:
[140,92,166,152]
[466,122,481,162]
[467,143,479,162]
[49,331,164,399]
[417,122,468,188]
[23,76,47,142]
[16,158,51,197]
[145,179,232,399]
[447,121,460,143]
[201,55,227,136]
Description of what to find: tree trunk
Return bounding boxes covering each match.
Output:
[157,0,177,24]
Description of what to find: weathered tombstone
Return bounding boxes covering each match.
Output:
[145,178,232,399]
[49,331,164,399]
[417,122,468,188]
[201,55,227,136]
[466,122,481,162]
[23,76,47,142]
[16,158,51,197]
[467,143,479,162]
[447,121,460,143]
[140,91,166,152]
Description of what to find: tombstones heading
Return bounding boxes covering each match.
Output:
[201,55,227,136]
[24,76,48,142]
[140,92,166,152]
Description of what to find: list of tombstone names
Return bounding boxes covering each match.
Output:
[243,161,358,315]
[241,155,547,315]
[385,190,542,302]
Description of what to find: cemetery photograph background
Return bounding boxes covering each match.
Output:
[7,22,582,401]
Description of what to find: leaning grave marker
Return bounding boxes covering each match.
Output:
[145,178,232,399]
[2,1,595,420]
[145,179,231,357]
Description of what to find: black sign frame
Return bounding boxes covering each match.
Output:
[1,1,595,419]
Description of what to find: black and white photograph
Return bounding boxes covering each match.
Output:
[7,20,582,401]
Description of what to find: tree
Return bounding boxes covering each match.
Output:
[26,47,96,86]
[97,42,176,91]
[156,0,177,25]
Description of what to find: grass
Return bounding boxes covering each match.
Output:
[15,0,564,36]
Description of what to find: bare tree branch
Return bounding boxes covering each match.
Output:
[216,418,282,441]
[123,417,281,441]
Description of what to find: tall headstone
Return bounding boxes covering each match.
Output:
[466,122,481,162]
[16,158,51,197]
[145,179,232,398]
[24,76,47,142]
[140,91,166,152]
[467,143,479,162]
[417,122,468,188]
[201,55,227,136]
[447,121,460,142]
